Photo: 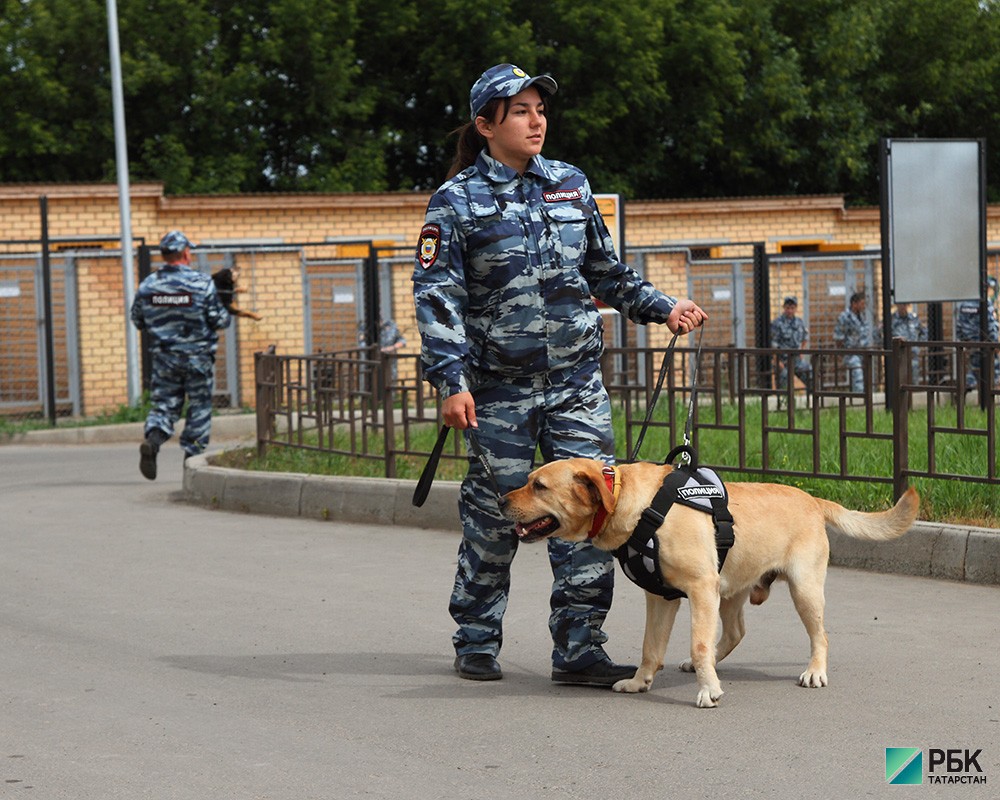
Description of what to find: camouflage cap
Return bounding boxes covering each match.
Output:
[469,63,558,119]
[783,296,798,306]
[159,230,193,254]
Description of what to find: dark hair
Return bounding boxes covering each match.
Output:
[850,291,866,304]
[446,98,506,179]
[445,90,551,179]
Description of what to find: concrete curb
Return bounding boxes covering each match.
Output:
[182,453,460,532]
[182,453,1000,587]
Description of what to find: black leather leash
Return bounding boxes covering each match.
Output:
[627,324,705,464]
[415,322,706,506]
[412,425,502,507]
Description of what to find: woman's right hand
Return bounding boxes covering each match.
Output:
[443,391,477,430]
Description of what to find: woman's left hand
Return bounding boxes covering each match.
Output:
[667,299,708,334]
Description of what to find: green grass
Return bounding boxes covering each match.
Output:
[0,394,153,436]
[213,399,1000,527]
[0,394,250,437]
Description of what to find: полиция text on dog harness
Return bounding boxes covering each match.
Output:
[615,445,735,600]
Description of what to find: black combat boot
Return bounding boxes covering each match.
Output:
[139,428,169,481]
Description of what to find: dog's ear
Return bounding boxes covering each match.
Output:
[573,462,616,515]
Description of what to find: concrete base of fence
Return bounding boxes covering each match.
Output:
[184,453,1000,587]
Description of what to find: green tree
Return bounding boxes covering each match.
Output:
[2,0,1000,201]
[0,0,115,183]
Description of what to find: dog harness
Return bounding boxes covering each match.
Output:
[614,455,735,601]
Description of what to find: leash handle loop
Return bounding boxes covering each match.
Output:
[413,424,451,507]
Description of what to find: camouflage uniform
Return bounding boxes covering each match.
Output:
[769,313,811,389]
[955,300,1000,390]
[833,308,874,392]
[413,149,677,669]
[131,260,231,456]
[890,310,927,380]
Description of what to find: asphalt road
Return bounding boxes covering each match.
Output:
[1,440,998,799]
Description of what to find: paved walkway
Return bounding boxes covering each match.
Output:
[1,428,998,798]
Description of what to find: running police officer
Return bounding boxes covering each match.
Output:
[131,231,231,479]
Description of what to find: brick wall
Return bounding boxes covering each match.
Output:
[2,183,999,416]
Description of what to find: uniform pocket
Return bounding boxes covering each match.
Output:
[541,202,591,272]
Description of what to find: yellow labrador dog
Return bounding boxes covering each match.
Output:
[501,458,919,707]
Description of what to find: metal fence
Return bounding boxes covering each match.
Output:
[254,339,999,497]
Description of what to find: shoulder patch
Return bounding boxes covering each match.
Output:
[418,223,441,269]
[543,188,583,203]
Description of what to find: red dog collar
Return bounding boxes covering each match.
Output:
[588,465,621,538]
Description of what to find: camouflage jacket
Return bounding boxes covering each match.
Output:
[955,301,1000,342]
[770,314,808,351]
[412,151,676,396]
[130,263,231,357]
[890,312,927,342]
[833,309,874,349]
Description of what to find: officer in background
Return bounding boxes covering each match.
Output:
[890,303,927,381]
[954,276,1000,392]
[413,63,706,686]
[130,231,231,480]
[833,290,875,392]
[358,319,407,384]
[770,295,812,392]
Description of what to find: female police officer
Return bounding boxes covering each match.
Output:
[413,64,706,684]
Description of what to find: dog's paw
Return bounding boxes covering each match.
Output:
[678,658,694,673]
[695,686,724,708]
[798,669,828,688]
[612,677,650,693]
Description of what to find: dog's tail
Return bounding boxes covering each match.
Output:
[820,487,919,541]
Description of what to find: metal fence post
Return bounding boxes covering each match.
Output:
[39,196,57,425]
[255,346,277,459]
[383,360,396,479]
[752,243,771,388]
[891,337,909,500]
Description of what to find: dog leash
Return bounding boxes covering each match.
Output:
[627,324,705,465]
[412,425,502,507]
[415,322,706,505]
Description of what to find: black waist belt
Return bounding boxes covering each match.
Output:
[615,450,735,600]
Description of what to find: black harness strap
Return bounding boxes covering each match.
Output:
[615,446,735,600]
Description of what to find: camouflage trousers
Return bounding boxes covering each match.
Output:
[144,351,216,457]
[964,349,1000,389]
[843,354,864,392]
[776,354,812,390]
[450,359,617,670]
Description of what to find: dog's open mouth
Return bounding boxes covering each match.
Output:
[515,515,560,543]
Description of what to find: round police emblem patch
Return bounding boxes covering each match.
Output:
[418,223,441,269]
[512,67,527,78]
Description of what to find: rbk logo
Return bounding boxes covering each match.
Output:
[886,748,922,785]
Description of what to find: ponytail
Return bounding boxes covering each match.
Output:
[445,97,512,179]
[446,122,486,179]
